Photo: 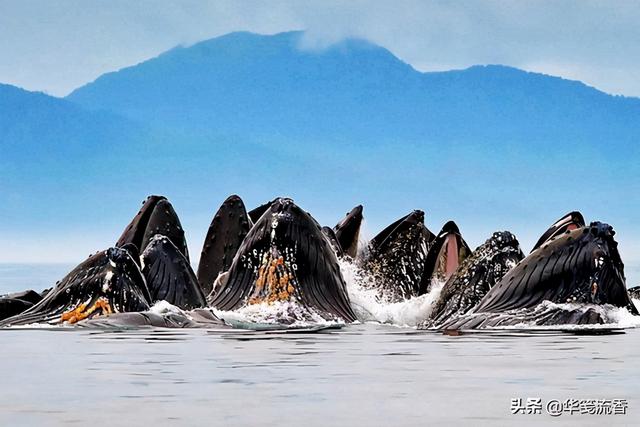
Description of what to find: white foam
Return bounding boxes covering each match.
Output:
[609,299,640,328]
[535,301,640,329]
[212,299,342,327]
[6,322,68,329]
[481,300,640,330]
[339,258,443,327]
[148,300,185,316]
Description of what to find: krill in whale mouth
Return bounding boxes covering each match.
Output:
[209,198,357,323]
[0,247,150,327]
[248,247,298,305]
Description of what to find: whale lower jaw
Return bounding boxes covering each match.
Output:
[426,301,629,330]
[214,299,347,326]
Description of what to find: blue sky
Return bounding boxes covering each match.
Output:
[0,1,639,285]
[1,0,639,97]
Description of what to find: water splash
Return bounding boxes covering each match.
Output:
[150,297,343,328]
[467,301,640,330]
[339,258,442,327]
[149,300,186,316]
[608,299,640,328]
[212,300,343,327]
[356,218,373,259]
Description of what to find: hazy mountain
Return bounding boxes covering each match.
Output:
[0,83,150,226]
[1,83,142,159]
[2,31,639,279]
[67,31,640,147]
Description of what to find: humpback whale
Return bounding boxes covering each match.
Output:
[1,195,209,327]
[424,231,524,328]
[208,198,357,323]
[333,205,363,258]
[116,195,189,261]
[419,221,471,295]
[0,247,150,326]
[142,235,207,309]
[2,195,637,332]
[116,195,205,309]
[438,221,638,329]
[197,195,252,295]
[1,195,360,328]
[361,210,435,302]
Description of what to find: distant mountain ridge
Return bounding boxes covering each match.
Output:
[67,31,640,145]
[1,31,639,282]
[1,82,144,157]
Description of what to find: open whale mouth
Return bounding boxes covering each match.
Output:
[435,221,638,330]
[423,230,525,329]
[333,205,364,258]
[434,222,471,280]
[419,221,470,295]
[531,211,586,252]
[0,247,150,327]
[209,198,357,323]
[360,210,435,302]
[440,234,460,279]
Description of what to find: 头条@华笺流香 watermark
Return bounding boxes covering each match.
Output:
[510,398,628,416]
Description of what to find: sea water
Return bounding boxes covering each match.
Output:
[1,264,639,426]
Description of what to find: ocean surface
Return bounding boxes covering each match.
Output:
[1,264,639,426]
